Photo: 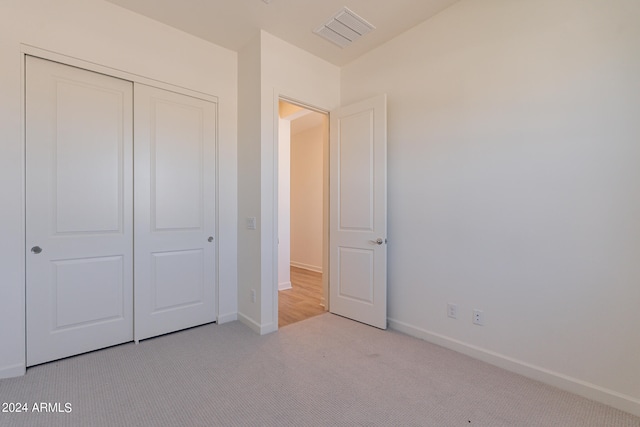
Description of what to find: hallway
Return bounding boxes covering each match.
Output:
[278,267,324,327]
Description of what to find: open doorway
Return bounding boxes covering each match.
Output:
[278,99,328,327]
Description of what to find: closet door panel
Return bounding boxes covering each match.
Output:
[25,56,134,366]
[134,84,217,341]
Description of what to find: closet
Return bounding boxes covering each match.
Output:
[25,56,217,366]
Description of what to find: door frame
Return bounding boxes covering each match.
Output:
[20,46,223,351]
[273,91,331,329]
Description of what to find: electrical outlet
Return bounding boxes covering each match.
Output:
[250,289,257,303]
[447,303,458,319]
[473,309,484,326]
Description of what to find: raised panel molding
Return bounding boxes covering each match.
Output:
[337,247,374,304]
[53,256,125,329]
[152,99,204,232]
[338,110,374,231]
[54,80,125,234]
[151,249,205,313]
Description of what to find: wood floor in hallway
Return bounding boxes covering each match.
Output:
[278,266,325,327]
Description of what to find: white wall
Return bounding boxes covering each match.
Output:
[237,34,262,328]
[236,31,340,332]
[278,118,292,290]
[290,124,324,272]
[341,0,640,416]
[259,31,340,330]
[0,0,238,378]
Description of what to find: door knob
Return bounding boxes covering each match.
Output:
[208,236,214,242]
[372,238,384,245]
[31,246,42,254]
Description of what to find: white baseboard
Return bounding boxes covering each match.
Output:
[238,312,261,334]
[290,261,322,273]
[260,322,277,335]
[278,281,292,291]
[0,363,26,380]
[217,312,238,324]
[388,318,640,418]
[238,312,278,335]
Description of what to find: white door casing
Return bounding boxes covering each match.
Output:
[134,84,217,342]
[329,94,387,329]
[25,56,134,366]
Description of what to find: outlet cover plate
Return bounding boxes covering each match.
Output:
[473,309,484,326]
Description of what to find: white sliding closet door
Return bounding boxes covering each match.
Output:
[134,84,217,342]
[26,56,134,366]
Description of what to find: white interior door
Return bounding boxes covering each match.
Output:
[329,94,387,329]
[134,84,217,342]
[26,56,134,366]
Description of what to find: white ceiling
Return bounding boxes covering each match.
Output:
[104,0,461,66]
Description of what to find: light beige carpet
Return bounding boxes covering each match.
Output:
[0,313,638,426]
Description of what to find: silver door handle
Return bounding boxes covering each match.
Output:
[371,238,384,245]
[208,236,214,243]
[31,246,42,254]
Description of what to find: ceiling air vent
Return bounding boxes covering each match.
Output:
[314,7,375,48]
